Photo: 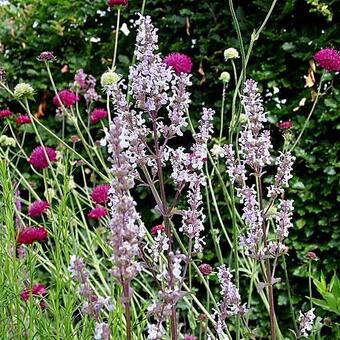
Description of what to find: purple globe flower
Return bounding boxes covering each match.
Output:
[313,48,340,72]
[164,53,193,74]
[37,51,56,62]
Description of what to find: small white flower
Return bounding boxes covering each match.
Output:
[224,48,240,61]
[101,70,121,87]
[219,71,231,83]
[211,144,224,158]
[13,82,34,99]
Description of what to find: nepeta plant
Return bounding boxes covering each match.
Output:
[223,79,296,338]
[103,15,216,339]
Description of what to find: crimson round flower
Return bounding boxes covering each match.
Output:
[28,146,57,170]
[108,0,128,7]
[151,224,166,235]
[53,90,79,108]
[90,108,108,124]
[17,227,48,245]
[278,120,293,130]
[88,207,107,220]
[28,200,50,218]
[0,109,13,119]
[313,48,340,72]
[199,263,213,276]
[15,115,32,125]
[20,283,47,301]
[91,184,110,205]
[164,53,193,74]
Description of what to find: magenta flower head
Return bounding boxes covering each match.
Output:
[0,109,13,119]
[20,283,47,301]
[15,115,32,125]
[184,336,197,340]
[151,224,165,235]
[17,227,48,245]
[313,48,340,72]
[28,146,57,170]
[278,120,293,130]
[199,263,213,276]
[28,200,50,218]
[37,51,56,62]
[88,207,107,220]
[164,53,193,74]
[91,184,110,204]
[108,0,128,7]
[90,108,108,124]
[53,90,79,108]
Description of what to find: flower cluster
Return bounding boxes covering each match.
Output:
[20,283,47,308]
[214,265,247,335]
[147,252,186,339]
[199,263,213,276]
[107,0,128,7]
[237,186,264,258]
[106,15,214,338]
[90,108,108,124]
[101,69,121,88]
[37,51,56,62]
[74,69,101,104]
[313,48,340,72]
[164,53,193,75]
[13,83,34,100]
[69,256,112,339]
[91,184,110,205]
[105,116,143,283]
[53,90,79,108]
[17,227,48,245]
[223,80,295,258]
[28,200,50,218]
[0,108,13,118]
[267,152,295,198]
[15,115,31,125]
[88,207,107,220]
[239,79,272,173]
[298,308,315,338]
[28,146,57,170]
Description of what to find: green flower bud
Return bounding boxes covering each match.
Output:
[239,113,247,124]
[101,70,121,87]
[0,135,16,147]
[224,48,240,61]
[219,71,231,83]
[13,83,34,100]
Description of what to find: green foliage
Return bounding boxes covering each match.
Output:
[312,272,340,315]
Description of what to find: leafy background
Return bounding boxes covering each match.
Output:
[1,0,339,335]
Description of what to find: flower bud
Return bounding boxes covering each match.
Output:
[0,135,16,147]
[107,0,128,7]
[219,71,231,83]
[13,83,34,100]
[224,48,240,61]
[37,51,56,62]
[306,251,319,261]
[211,144,224,158]
[199,263,213,276]
[100,70,121,87]
[239,113,247,124]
